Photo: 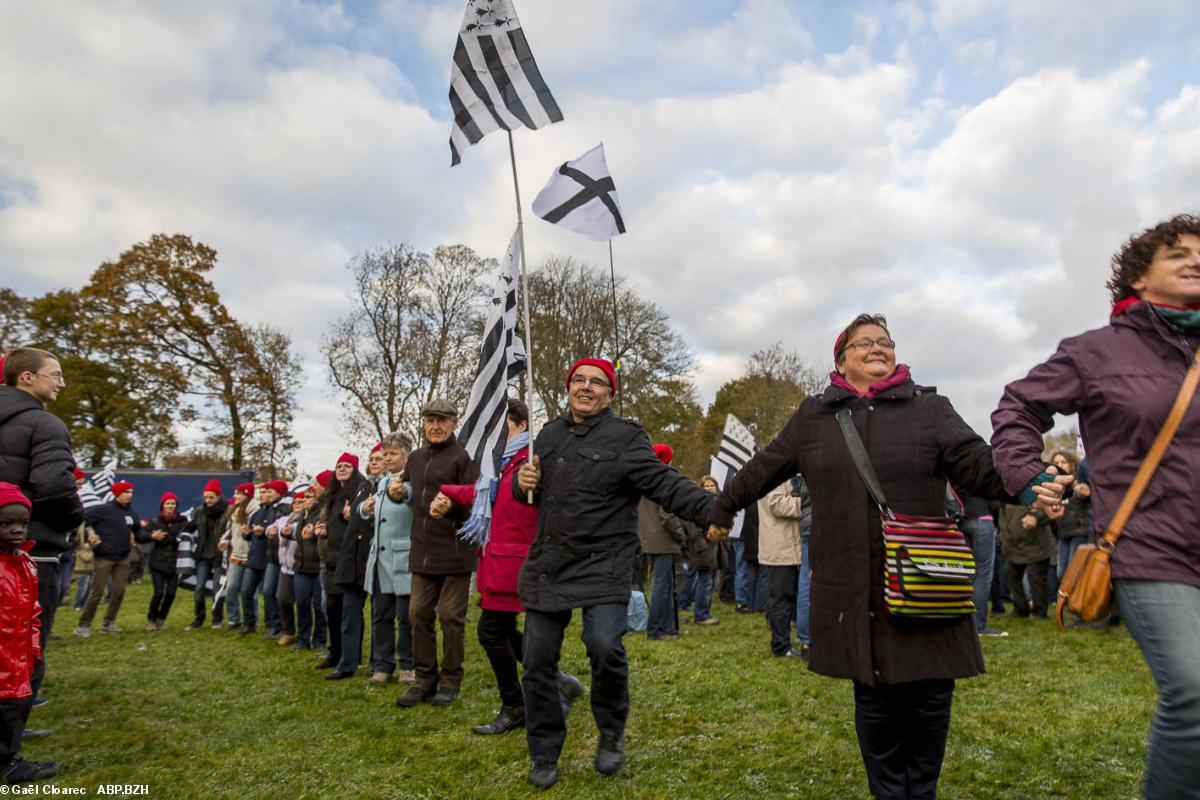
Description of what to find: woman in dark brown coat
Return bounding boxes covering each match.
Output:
[710,313,1062,800]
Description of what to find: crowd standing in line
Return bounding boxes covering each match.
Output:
[1,213,1197,799]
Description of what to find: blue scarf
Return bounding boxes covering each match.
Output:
[458,431,529,548]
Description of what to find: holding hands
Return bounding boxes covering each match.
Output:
[429,492,453,520]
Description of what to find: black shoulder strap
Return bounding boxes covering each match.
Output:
[834,408,893,519]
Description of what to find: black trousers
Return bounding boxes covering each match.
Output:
[324,591,344,662]
[853,679,955,800]
[0,698,30,766]
[30,562,58,700]
[148,567,179,622]
[277,573,295,636]
[523,604,628,764]
[1004,560,1049,617]
[766,565,799,656]
[478,609,524,707]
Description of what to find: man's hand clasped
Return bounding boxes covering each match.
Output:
[516,455,541,493]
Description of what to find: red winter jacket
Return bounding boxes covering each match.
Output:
[0,540,42,699]
[441,450,537,613]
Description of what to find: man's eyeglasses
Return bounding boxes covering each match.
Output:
[34,371,66,386]
[569,375,612,390]
[845,338,895,352]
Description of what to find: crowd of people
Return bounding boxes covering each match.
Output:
[1,213,1198,799]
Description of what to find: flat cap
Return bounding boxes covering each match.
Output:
[421,398,459,418]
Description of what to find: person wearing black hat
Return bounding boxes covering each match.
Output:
[392,398,478,709]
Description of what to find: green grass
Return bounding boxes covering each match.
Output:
[28,583,1153,799]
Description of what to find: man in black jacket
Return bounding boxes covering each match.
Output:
[392,399,478,709]
[76,481,139,636]
[514,358,714,789]
[0,347,83,752]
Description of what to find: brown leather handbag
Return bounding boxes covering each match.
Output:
[1056,343,1200,631]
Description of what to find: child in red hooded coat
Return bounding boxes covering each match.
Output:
[0,482,58,785]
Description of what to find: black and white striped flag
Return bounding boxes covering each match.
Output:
[78,460,117,510]
[448,0,563,166]
[532,143,626,241]
[456,228,527,545]
[716,414,758,474]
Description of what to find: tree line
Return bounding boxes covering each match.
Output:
[4,233,826,478]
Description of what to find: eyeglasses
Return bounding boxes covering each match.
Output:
[845,338,895,352]
[34,371,66,385]
[569,376,612,390]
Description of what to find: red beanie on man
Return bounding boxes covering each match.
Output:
[72,468,85,480]
[336,452,360,471]
[203,479,222,495]
[111,481,134,497]
[263,480,289,496]
[0,482,32,511]
[652,443,674,464]
[565,358,617,392]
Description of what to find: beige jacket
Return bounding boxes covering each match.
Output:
[756,481,803,566]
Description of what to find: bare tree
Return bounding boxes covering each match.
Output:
[747,341,825,395]
[241,323,302,478]
[323,243,491,443]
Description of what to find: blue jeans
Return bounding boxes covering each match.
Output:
[693,570,715,622]
[240,566,266,630]
[677,565,698,610]
[963,518,997,632]
[523,604,629,764]
[58,550,74,601]
[1114,579,1200,800]
[192,559,217,625]
[733,539,749,606]
[647,553,677,637]
[1057,536,1087,581]
[262,562,281,632]
[796,537,811,644]
[294,572,326,648]
[73,573,93,610]
[222,562,244,625]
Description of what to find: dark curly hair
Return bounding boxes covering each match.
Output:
[834,313,891,366]
[1106,214,1200,303]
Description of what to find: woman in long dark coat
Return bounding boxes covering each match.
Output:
[710,313,1062,800]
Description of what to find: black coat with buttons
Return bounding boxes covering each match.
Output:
[334,480,377,588]
[711,378,1007,686]
[516,407,715,613]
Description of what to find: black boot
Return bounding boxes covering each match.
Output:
[594,733,625,776]
[4,756,60,784]
[527,761,558,789]
[472,705,525,735]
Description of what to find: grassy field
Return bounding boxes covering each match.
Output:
[25,582,1153,799]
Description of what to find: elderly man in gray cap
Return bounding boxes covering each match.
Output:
[391,398,479,708]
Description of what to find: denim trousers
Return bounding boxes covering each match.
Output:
[523,604,629,764]
[796,537,811,644]
[262,562,281,631]
[73,572,93,610]
[1114,579,1200,800]
[647,553,677,637]
[677,565,698,610]
[338,586,368,673]
[240,566,266,630]
[1057,536,1087,581]
[962,518,996,632]
[192,558,217,625]
[293,572,327,648]
[220,561,244,625]
[732,539,749,606]
[57,550,74,601]
[693,569,715,622]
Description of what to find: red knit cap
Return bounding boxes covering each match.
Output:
[652,443,674,464]
[203,479,222,495]
[235,482,256,498]
[111,481,134,497]
[0,482,32,511]
[160,491,178,506]
[263,480,289,496]
[315,470,333,489]
[566,358,617,392]
[73,468,85,480]
[336,452,360,470]
[370,442,382,453]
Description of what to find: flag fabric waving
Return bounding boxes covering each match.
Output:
[78,460,117,510]
[531,143,626,241]
[455,228,528,546]
[448,0,563,166]
[716,415,758,474]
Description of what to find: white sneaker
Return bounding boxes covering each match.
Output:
[99,623,123,634]
[73,626,91,638]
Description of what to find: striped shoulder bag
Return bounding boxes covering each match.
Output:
[836,409,977,620]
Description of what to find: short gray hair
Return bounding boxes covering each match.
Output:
[380,431,413,454]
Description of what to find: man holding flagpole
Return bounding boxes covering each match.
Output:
[514,358,714,789]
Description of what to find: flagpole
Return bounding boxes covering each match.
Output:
[507,131,537,495]
[608,238,622,414]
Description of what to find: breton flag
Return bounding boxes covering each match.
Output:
[78,459,117,510]
[455,228,527,546]
[448,0,563,166]
[531,143,626,241]
[716,414,758,474]
[709,456,746,541]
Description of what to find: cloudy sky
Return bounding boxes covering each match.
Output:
[2,0,1198,475]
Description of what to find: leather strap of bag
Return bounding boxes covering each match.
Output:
[1098,344,1200,552]
[836,408,895,519]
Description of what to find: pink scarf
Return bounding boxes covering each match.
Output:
[829,363,913,398]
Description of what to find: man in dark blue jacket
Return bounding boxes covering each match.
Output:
[75,481,139,636]
[240,481,289,636]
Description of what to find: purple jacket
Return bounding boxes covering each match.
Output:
[991,302,1200,588]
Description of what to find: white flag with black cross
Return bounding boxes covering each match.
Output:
[531,143,627,241]
[448,0,564,166]
[716,414,758,474]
